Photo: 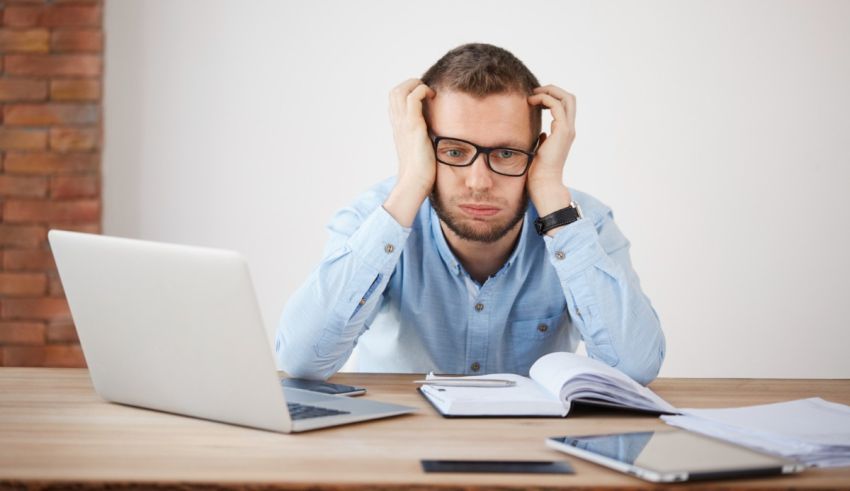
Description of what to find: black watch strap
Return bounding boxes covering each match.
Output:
[534,202,582,236]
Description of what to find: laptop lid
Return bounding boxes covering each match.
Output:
[48,230,294,433]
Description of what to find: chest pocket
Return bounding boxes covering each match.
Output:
[505,308,567,376]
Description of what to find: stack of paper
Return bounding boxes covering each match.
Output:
[662,398,850,468]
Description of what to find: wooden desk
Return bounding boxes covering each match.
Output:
[1,369,848,490]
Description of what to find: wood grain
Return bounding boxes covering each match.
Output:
[1,369,849,490]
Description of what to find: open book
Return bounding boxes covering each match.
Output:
[419,352,678,417]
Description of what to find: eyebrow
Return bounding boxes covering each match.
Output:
[446,135,529,149]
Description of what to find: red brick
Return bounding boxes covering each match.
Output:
[4,103,98,125]
[0,127,47,150]
[46,319,77,343]
[0,175,48,198]
[48,272,64,296]
[4,54,101,77]
[1,297,71,321]
[49,78,99,101]
[2,6,42,27]
[2,248,56,271]
[0,345,84,367]
[0,321,45,345]
[49,126,98,151]
[0,78,47,101]
[4,151,99,174]
[0,224,46,247]
[50,174,97,198]
[44,344,86,368]
[0,28,49,52]
[2,346,46,366]
[0,272,47,296]
[2,5,101,28]
[3,199,100,223]
[49,222,99,234]
[50,29,101,52]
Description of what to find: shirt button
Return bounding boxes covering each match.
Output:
[474,303,484,312]
[384,243,395,254]
[554,251,566,260]
[471,362,481,372]
[537,323,549,333]
[359,298,366,306]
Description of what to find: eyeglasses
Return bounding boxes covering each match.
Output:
[430,134,536,177]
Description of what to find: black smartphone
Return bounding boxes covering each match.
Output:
[280,378,367,396]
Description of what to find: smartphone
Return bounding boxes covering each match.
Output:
[280,377,366,396]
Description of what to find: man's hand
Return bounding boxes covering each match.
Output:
[383,79,436,227]
[526,85,577,221]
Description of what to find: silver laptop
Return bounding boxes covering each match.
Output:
[48,230,416,433]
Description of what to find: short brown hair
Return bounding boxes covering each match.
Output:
[422,43,541,141]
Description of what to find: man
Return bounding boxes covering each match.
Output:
[276,43,665,385]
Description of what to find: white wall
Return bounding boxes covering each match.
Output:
[104,0,850,378]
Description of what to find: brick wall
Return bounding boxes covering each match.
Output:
[0,0,102,367]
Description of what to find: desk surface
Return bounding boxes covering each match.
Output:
[1,369,849,490]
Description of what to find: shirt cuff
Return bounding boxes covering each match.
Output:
[542,218,608,281]
[345,205,411,274]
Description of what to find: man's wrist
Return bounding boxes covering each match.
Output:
[383,179,430,227]
[529,182,572,217]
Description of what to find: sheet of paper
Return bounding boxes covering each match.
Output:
[662,398,850,468]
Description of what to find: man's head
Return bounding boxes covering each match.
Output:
[422,43,541,243]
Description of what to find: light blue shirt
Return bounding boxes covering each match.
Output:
[276,177,665,385]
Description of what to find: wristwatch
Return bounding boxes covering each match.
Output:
[534,201,583,236]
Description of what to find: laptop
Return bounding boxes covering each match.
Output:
[48,230,416,433]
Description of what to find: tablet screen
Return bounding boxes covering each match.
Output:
[550,430,794,475]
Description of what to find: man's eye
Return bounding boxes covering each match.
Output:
[444,148,466,158]
[497,150,515,159]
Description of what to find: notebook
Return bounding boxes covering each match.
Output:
[419,352,677,417]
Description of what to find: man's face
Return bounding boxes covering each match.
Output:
[427,90,535,243]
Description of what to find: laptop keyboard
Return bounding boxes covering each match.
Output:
[287,402,351,420]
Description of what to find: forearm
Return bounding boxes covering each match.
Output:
[383,179,430,227]
[546,218,665,385]
[276,206,409,379]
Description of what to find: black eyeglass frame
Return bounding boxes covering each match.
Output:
[430,134,538,177]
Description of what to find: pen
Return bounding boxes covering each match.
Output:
[412,373,517,388]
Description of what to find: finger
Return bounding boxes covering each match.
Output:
[392,78,424,96]
[533,84,572,101]
[390,78,425,118]
[563,92,576,128]
[533,85,576,125]
[406,83,435,119]
[528,93,568,126]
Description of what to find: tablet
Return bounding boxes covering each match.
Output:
[546,429,805,483]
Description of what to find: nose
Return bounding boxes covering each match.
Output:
[464,152,493,192]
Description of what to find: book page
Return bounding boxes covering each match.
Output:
[529,352,676,413]
[420,373,566,416]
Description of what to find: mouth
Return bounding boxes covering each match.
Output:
[458,204,501,218]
